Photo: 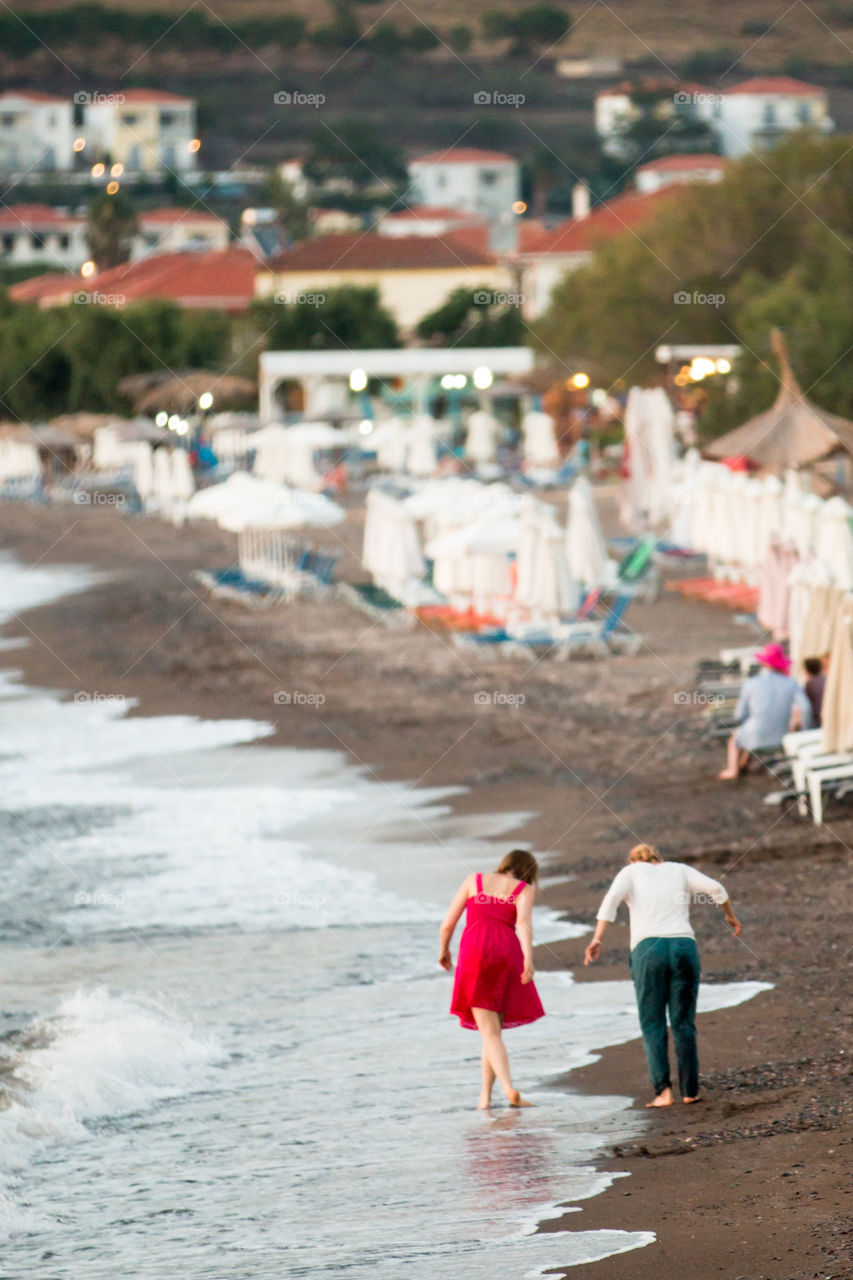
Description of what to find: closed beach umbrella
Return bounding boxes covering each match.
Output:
[815,496,853,590]
[821,596,853,753]
[521,410,559,468]
[152,447,173,501]
[406,417,438,478]
[566,475,607,586]
[465,410,502,466]
[529,519,580,620]
[170,450,196,503]
[133,442,154,502]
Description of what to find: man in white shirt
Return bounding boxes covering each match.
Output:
[585,843,742,1107]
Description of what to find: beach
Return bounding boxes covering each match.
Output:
[1,494,852,1279]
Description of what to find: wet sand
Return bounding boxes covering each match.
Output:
[1,495,851,1279]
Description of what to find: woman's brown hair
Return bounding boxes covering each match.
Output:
[628,843,662,864]
[497,848,539,885]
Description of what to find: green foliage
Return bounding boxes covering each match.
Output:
[259,169,311,241]
[416,286,524,346]
[481,5,571,52]
[86,192,138,269]
[0,298,231,418]
[303,120,407,197]
[680,46,739,77]
[740,18,774,34]
[448,24,473,53]
[533,133,853,426]
[311,0,360,49]
[252,286,400,351]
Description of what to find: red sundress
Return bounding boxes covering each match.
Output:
[450,874,546,1030]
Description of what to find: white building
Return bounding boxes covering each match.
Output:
[407,148,521,222]
[698,77,833,158]
[133,207,229,258]
[635,153,726,193]
[0,91,75,173]
[277,157,309,201]
[82,90,198,173]
[377,205,489,241]
[0,203,87,268]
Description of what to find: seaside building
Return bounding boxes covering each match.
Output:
[406,148,521,249]
[376,206,490,244]
[634,153,727,193]
[81,90,198,174]
[256,232,511,331]
[0,203,88,269]
[0,91,75,172]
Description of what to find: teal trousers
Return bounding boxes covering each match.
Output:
[630,936,701,1098]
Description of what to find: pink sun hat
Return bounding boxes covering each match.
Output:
[754,642,791,674]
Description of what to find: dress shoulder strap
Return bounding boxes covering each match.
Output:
[509,879,527,901]
[476,872,483,895]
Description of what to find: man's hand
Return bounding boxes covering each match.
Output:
[725,913,742,937]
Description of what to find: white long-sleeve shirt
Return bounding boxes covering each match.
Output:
[596,861,728,950]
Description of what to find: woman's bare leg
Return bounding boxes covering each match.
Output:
[472,1008,532,1107]
[718,733,744,780]
[478,1045,496,1109]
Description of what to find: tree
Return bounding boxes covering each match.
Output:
[303,120,407,199]
[252,285,400,350]
[481,6,570,54]
[311,0,361,48]
[416,286,524,347]
[86,192,138,269]
[448,24,473,53]
[259,169,311,242]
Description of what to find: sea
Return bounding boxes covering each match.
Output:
[0,551,771,1278]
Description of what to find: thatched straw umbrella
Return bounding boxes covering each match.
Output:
[119,370,257,415]
[705,329,853,472]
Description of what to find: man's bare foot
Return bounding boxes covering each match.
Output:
[507,1089,533,1107]
[646,1087,674,1108]
[682,1096,702,1104]
[477,1093,493,1110]
[717,770,738,780]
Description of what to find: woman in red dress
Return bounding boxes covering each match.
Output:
[439,849,545,1108]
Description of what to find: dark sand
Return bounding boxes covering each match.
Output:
[1,495,851,1279]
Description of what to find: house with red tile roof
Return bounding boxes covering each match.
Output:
[9,247,256,312]
[0,91,74,172]
[706,77,833,157]
[256,231,512,330]
[407,147,521,229]
[635,153,727,193]
[0,203,88,269]
[82,89,198,173]
[134,207,229,258]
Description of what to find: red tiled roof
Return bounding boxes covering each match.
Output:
[383,205,484,222]
[637,153,726,173]
[517,187,679,256]
[597,79,712,98]
[0,89,66,104]
[409,148,516,166]
[726,76,823,97]
[9,249,256,311]
[138,207,224,224]
[266,232,496,272]
[8,272,77,303]
[0,203,83,227]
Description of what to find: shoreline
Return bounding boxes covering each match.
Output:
[2,498,852,1279]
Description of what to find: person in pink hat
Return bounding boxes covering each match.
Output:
[718,643,811,779]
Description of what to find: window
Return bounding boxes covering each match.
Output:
[121,114,138,126]
[480,170,498,186]
[1,233,14,254]
[763,102,776,125]
[31,233,45,250]
[1,115,15,128]
[160,111,176,126]
[436,173,446,188]
[58,233,69,249]
[797,101,811,123]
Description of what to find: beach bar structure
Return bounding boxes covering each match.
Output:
[258,347,535,423]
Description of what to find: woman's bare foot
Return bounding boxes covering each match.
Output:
[717,769,738,780]
[682,1095,702,1104]
[477,1093,493,1110]
[646,1087,674,1108]
[507,1089,533,1107]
